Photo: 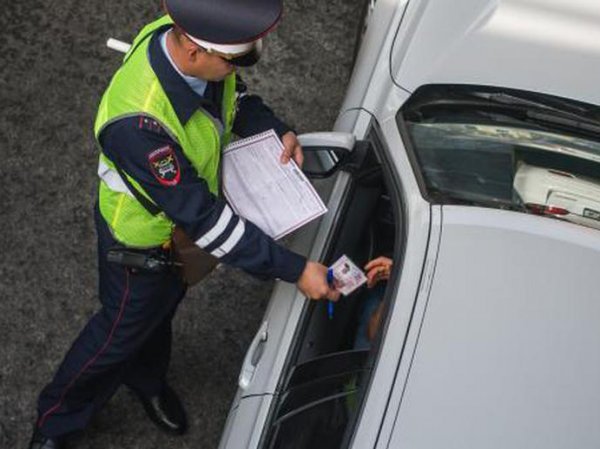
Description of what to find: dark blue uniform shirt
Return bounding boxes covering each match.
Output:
[98,31,306,283]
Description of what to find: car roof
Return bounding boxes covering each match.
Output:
[391,0,600,105]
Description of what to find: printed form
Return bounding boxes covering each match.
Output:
[222,130,328,240]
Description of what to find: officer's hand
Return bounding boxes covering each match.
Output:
[280,131,304,168]
[297,261,340,301]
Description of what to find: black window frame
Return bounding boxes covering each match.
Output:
[257,122,408,449]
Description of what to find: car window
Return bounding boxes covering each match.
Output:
[397,85,600,230]
[260,130,404,449]
[267,394,361,449]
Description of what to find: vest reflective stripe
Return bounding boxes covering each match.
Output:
[198,105,224,137]
[98,159,134,198]
[94,15,237,248]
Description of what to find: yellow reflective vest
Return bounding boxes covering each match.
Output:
[94,15,237,248]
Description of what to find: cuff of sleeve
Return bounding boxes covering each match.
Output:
[276,250,307,283]
[272,119,294,139]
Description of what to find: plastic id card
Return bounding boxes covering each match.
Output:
[329,255,368,296]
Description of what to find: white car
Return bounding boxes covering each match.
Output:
[514,162,600,230]
[219,1,600,448]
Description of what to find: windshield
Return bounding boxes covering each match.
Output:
[398,85,600,228]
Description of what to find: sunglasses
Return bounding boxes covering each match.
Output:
[208,48,261,67]
[192,39,263,67]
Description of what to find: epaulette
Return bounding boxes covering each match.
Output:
[138,116,168,135]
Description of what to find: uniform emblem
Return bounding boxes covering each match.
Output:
[148,146,180,186]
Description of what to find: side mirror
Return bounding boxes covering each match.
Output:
[298,132,365,178]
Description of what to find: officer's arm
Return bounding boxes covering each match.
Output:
[233,75,304,167]
[232,75,294,138]
[100,117,306,283]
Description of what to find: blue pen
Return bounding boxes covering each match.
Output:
[327,268,335,320]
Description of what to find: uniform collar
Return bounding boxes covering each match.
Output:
[148,30,222,125]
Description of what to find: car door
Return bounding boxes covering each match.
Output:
[218,115,415,449]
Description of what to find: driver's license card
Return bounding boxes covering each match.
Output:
[330,255,367,296]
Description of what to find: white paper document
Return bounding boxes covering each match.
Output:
[222,129,328,240]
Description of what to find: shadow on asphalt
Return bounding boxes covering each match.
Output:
[0,0,363,447]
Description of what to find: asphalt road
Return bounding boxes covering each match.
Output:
[0,1,363,448]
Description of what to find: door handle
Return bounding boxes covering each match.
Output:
[238,321,269,390]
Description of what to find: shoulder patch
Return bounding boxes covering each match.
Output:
[148,146,180,186]
[138,116,167,135]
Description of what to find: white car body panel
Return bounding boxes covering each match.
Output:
[387,206,600,448]
[391,0,600,104]
[353,205,443,449]
[347,116,436,449]
[337,0,411,122]
[219,396,271,449]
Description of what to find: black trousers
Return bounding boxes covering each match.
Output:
[36,205,187,438]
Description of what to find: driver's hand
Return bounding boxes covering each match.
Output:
[364,256,393,288]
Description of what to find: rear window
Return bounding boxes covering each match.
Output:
[397,85,600,230]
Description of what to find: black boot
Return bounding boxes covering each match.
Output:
[133,384,188,435]
[28,428,64,449]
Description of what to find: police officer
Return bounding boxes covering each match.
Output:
[29,1,338,447]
